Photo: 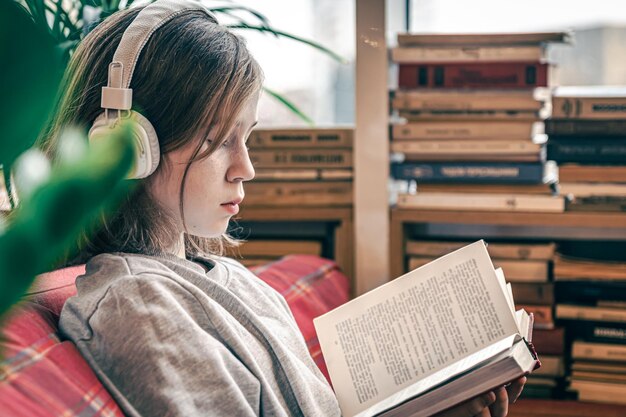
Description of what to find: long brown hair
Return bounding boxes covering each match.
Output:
[38,6,263,265]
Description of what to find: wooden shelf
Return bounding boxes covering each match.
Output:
[392,209,626,229]
[390,209,626,278]
[237,206,354,284]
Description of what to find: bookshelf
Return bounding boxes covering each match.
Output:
[390,209,626,278]
[237,206,354,284]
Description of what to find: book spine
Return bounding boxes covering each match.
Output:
[398,110,541,122]
[573,342,626,361]
[248,129,353,148]
[518,304,554,329]
[392,122,534,140]
[249,149,353,169]
[545,119,626,136]
[398,62,548,89]
[244,181,353,206]
[556,280,626,304]
[390,46,543,63]
[397,193,565,213]
[566,321,626,344]
[532,327,565,355]
[510,283,554,305]
[547,140,626,163]
[551,97,626,120]
[396,32,570,47]
[556,304,626,323]
[392,91,541,111]
[391,162,545,184]
[391,140,541,155]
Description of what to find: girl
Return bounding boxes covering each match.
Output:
[40,1,524,416]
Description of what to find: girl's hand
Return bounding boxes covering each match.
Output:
[433,376,526,417]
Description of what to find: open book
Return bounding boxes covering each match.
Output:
[314,240,539,417]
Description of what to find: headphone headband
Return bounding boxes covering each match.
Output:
[102,0,216,110]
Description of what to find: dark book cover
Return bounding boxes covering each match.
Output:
[545,119,626,136]
[391,162,545,184]
[555,281,626,305]
[561,320,626,345]
[398,62,548,89]
[511,283,554,305]
[533,327,565,355]
[546,138,626,163]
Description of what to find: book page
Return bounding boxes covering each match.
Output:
[314,241,519,417]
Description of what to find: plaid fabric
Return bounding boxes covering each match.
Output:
[250,255,350,383]
[0,255,349,415]
[0,302,124,417]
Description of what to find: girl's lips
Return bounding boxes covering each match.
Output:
[220,197,243,215]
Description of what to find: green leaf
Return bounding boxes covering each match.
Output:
[263,87,314,126]
[0,123,135,319]
[0,1,64,167]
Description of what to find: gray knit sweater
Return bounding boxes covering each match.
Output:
[59,252,341,417]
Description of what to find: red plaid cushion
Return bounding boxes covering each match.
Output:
[0,302,124,417]
[250,255,350,383]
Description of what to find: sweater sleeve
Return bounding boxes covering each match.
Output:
[81,274,261,417]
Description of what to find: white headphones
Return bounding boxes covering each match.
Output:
[88,0,216,179]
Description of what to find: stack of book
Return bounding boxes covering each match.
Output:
[246,128,353,207]
[389,32,570,213]
[548,86,626,212]
[405,240,563,398]
[553,248,626,404]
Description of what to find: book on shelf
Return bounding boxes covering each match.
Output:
[397,192,565,213]
[405,240,556,260]
[533,355,565,377]
[390,140,544,162]
[237,240,322,258]
[313,241,539,417]
[239,257,281,268]
[551,86,626,120]
[511,283,555,305]
[572,341,626,362]
[244,181,352,207]
[559,182,626,197]
[254,169,353,182]
[555,281,626,305]
[398,62,548,89]
[571,370,626,383]
[391,162,551,184]
[558,164,626,183]
[545,119,626,136]
[396,32,571,47]
[390,45,545,64]
[569,380,626,405]
[391,89,543,111]
[416,183,556,196]
[249,149,352,169]
[572,360,626,374]
[546,139,626,164]
[518,305,553,329]
[408,257,549,282]
[566,196,626,212]
[532,327,565,355]
[554,255,626,281]
[563,320,626,345]
[397,109,541,122]
[248,127,353,148]
[556,304,626,323]
[392,121,539,140]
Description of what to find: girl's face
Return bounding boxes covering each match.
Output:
[149,93,259,239]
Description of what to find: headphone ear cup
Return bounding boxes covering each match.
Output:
[88,111,160,179]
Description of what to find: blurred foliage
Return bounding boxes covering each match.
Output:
[0,0,134,321]
[16,0,347,125]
